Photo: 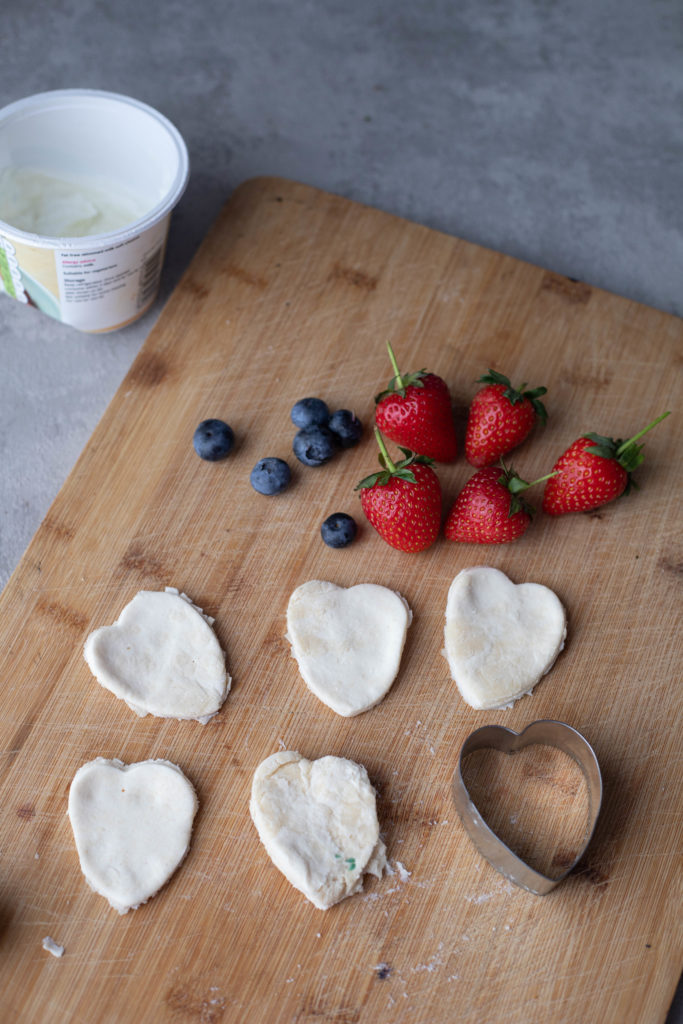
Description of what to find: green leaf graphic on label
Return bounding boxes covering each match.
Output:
[0,236,28,304]
[0,247,16,298]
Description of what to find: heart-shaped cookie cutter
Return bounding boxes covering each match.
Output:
[452,720,603,895]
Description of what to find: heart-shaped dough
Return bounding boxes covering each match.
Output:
[250,750,387,909]
[286,580,412,716]
[84,587,230,722]
[443,567,566,709]
[68,758,198,913]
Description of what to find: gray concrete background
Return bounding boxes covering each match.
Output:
[0,1,681,1014]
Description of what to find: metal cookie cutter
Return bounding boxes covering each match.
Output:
[452,720,603,895]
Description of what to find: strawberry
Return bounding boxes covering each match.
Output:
[465,369,548,467]
[356,429,442,552]
[374,342,457,462]
[444,464,553,544]
[542,412,671,515]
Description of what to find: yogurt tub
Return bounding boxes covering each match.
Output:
[0,89,189,332]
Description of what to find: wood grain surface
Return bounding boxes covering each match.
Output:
[0,177,681,1024]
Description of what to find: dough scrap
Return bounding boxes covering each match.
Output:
[42,936,64,957]
[286,580,412,716]
[84,587,230,722]
[250,750,387,909]
[68,757,198,914]
[443,566,567,709]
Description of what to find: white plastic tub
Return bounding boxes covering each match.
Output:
[0,89,189,332]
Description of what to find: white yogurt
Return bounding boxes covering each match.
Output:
[0,167,147,238]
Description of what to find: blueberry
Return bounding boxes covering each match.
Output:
[293,425,338,466]
[321,513,358,548]
[291,397,330,429]
[250,457,291,495]
[193,419,235,461]
[329,409,363,448]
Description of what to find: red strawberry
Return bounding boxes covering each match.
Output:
[542,412,671,515]
[465,369,548,467]
[445,464,552,544]
[356,429,442,552]
[374,342,457,462]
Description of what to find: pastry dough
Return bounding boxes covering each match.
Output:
[84,587,230,722]
[250,750,387,909]
[42,936,64,957]
[443,566,566,709]
[68,757,198,914]
[286,580,411,716]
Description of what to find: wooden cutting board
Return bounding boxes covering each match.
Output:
[0,177,681,1024]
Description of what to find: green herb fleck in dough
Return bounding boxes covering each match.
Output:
[334,852,356,870]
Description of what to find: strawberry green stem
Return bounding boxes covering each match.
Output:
[527,471,557,487]
[374,426,397,472]
[504,469,556,495]
[386,341,404,391]
[615,411,671,456]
